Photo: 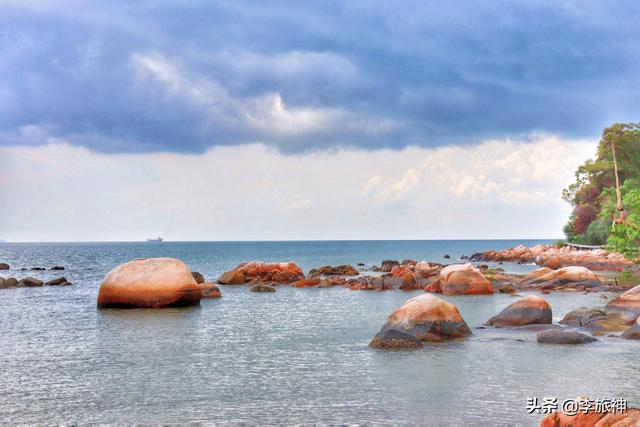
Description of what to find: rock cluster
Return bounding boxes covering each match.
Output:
[218,262,304,285]
[370,294,471,349]
[308,265,358,276]
[471,244,634,271]
[0,275,72,288]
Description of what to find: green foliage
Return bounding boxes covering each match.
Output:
[605,179,640,259]
[562,123,640,254]
[553,240,567,249]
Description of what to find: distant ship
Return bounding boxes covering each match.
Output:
[146,237,164,242]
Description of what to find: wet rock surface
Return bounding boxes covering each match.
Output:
[486,295,552,327]
[537,329,596,344]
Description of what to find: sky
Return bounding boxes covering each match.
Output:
[0,1,637,241]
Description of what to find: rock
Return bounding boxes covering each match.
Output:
[50,266,65,271]
[524,266,603,291]
[540,399,640,426]
[20,277,44,287]
[369,294,471,349]
[308,265,358,276]
[414,261,439,278]
[97,258,201,308]
[436,263,493,295]
[443,254,450,259]
[218,269,245,284]
[0,277,4,288]
[541,256,562,270]
[2,277,18,288]
[389,265,419,290]
[368,329,424,349]
[45,277,68,286]
[250,284,276,292]
[621,320,640,339]
[0,263,9,270]
[30,267,45,271]
[191,271,205,284]
[357,262,365,266]
[218,262,303,284]
[605,284,640,324]
[198,282,222,298]
[292,277,322,288]
[401,259,417,268]
[380,260,400,273]
[485,295,552,327]
[560,308,607,327]
[345,276,387,291]
[498,283,516,294]
[537,329,595,344]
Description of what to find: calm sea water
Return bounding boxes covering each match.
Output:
[0,240,637,426]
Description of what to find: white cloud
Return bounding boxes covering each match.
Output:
[0,135,596,241]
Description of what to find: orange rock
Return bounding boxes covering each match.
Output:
[540,400,640,427]
[525,266,603,291]
[198,282,222,298]
[218,269,245,284]
[542,256,562,270]
[218,261,304,284]
[436,263,493,295]
[97,258,201,308]
[606,285,640,324]
[486,295,552,327]
[292,277,322,288]
[370,294,471,348]
[390,265,418,290]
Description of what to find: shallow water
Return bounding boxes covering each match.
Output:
[0,240,637,426]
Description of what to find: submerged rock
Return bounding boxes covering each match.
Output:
[191,271,205,284]
[486,295,552,327]
[537,329,595,344]
[369,294,471,349]
[97,258,201,308]
[250,284,276,293]
[50,266,65,271]
[605,284,640,324]
[198,282,222,298]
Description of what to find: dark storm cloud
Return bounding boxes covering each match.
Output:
[0,0,638,153]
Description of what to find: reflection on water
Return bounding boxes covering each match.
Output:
[0,241,637,425]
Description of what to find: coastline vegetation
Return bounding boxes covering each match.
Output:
[562,123,640,259]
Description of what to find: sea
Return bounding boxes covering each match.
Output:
[0,240,637,426]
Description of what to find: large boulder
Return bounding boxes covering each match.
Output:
[436,263,493,295]
[198,282,222,298]
[605,284,640,324]
[485,295,552,327]
[218,262,303,284]
[541,256,562,270]
[308,265,358,276]
[0,263,9,270]
[524,266,603,291]
[97,258,201,308]
[537,329,595,344]
[369,294,471,349]
[389,265,419,290]
[1,277,18,288]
